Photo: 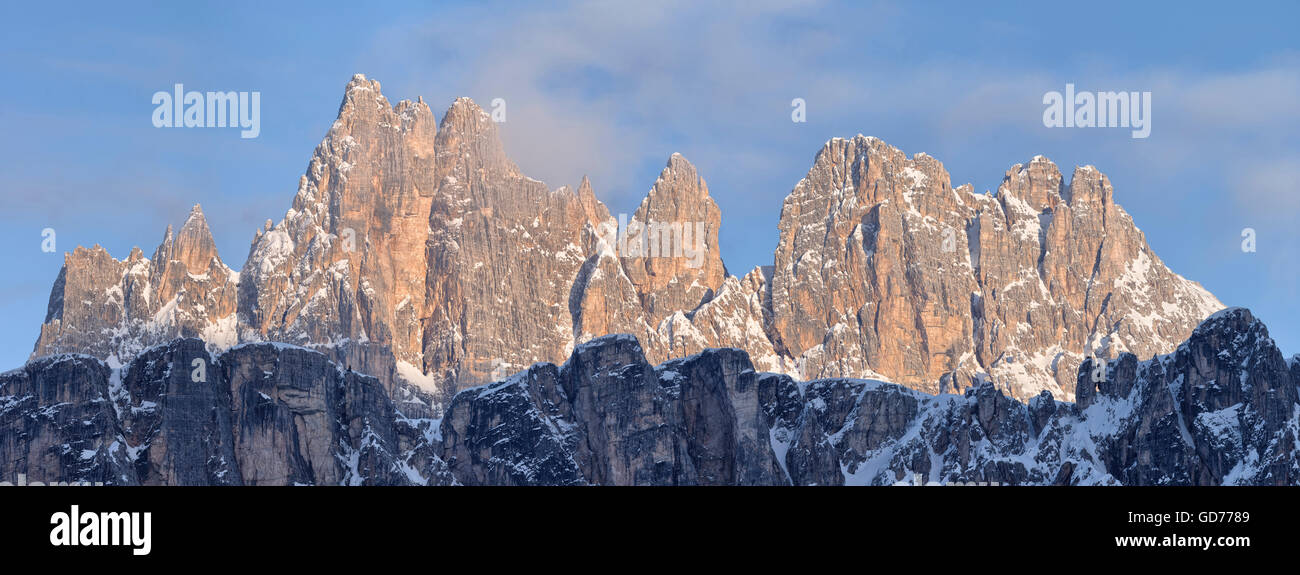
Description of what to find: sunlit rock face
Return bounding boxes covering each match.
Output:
[768,136,1221,400]
[235,74,440,407]
[31,76,1224,414]
[33,205,239,366]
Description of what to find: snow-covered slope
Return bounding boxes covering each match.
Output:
[14,307,1287,486]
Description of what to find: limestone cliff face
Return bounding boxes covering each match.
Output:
[416,97,605,397]
[236,74,438,404]
[620,153,727,327]
[570,153,734,367]
[768,136,1222,399]
[32,205,238,365]
[1074,308,1300,485]
[441,336,787,486]
[2,339,454,486]
[30,75,1225,409]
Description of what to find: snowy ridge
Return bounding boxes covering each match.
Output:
[4,306,1296,485]
[427,307,1298,485]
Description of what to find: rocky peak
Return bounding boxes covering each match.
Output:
[441,96,492,126]
[1195,306,1260,334]
[171,204,219,272]
[1066,164,1115,214]
[125,246,146,266]
[343,74,435,133]
[435,96,511,178]
[234,80,618,410]
[770,135,1222,400]
[341,73,382,102]
[1075,307,1297,484]
[332,74,437,142]
[621,153,728,326]
[146,225,170,276]
[1187,307,1285,374]
[346,72,377,92]
[33,209,238,364]
[998,155,1065,212]
[238,74,441,406]
[418,95,623,397]
[575,175,611,226]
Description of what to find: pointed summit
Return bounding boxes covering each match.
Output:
[1066,163,1114,209]
[998,155,1065,212]
[184,202,206,222]
[149,223,175,268]
[444,96,490,121]
[435,96,511,176]
[640,153,718,219]
[332,74,433,139]
[652,153,708,201]
[621,153,728,326]
[575,175,610,225]
[440,97,497,141]
[240,74,442,376]
[34,206,237,363]
[344,73,382,97]
[336,74,387,117]
[173,204,219,272]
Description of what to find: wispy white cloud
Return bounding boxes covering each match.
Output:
[363,0,1300,351]
[375,0,902,201]
[380,1,1298,206]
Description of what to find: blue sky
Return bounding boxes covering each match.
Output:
[1,0,1297,369]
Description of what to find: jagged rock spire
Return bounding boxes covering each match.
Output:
[576,175,610,226]
[770,135,1221,399]
[621,153,728,326]
[33,204,238,364]
[172,204,219,272]
[433,96,513,182]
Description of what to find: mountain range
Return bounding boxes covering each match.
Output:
[6,75,1293,485]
